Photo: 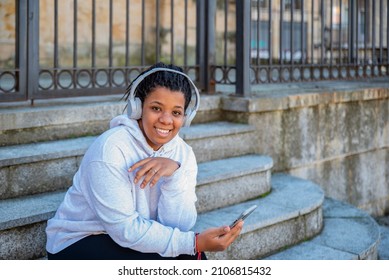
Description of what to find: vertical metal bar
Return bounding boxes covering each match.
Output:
[280,0,284,64]
[16,0,28,99]
[141,0,145,65]
[92,0,96,87]
[156,0,160,63]
[256,0,260,65]
[73,0,78,69]
[356,0,359,65]
[235,0,251,96]
[379,0,383,64]
[347,0,351,63]
[321,0,324,64]
[184,0,188,66]
[224,0,228,66]
[339,0,342,65]
[171,0,174,64]
[301,0,305,64]
[27,0,39,101]
[291,0,294,66]
[364,0,367,64]
[384,0,389,64]
[330,0,333,66]
[54,0,58,69]
[126,0,130,66]
[196,0,215,92]
[372,0,376,63]
[311,0,314,64]
[268,0,272,66]
[109,0,113,68]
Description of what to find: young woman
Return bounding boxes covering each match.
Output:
[45,62,243,260]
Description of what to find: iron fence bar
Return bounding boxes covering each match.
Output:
[171,0,174,65]
[235,0,251,96]
[184,0,188,66]
[386,0,389,65]
[339,0,343,66]
[16,0,27,101]
[372,0,376,63]
[291,0,294,68]
[92,0,96,87]
[321,0,325,69]
[27,0,39,102]
[268,0,272,67]
[73,0,78,89]
[330,0,334,67]
[224,0,228,66]
[156,0,160,63]
[364,0,367,64]
[255,0,260,65]
[356,0,359,66]
[301,0,304,65]
[311,0,314,64]
[379,0,383,66]
[141,0,145,65]
[53,0,58,90]
[280,0,284,65]
[126,0,130,66]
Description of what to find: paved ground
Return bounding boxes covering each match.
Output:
[375,216,389,260]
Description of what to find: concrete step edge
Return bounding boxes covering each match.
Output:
[0,191,66,231]
[263,198,381,260]
[197,154,273,186]
[0,121,254,168]
[193,173,325,234]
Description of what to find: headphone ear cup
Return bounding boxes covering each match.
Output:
[127,97,142,120]
[183,108,196,127]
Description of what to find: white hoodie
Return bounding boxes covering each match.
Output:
[46,115,198,257]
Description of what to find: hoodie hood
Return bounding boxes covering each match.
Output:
[109,114,181,154]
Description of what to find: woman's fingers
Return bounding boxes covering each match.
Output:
[129,157,179,188]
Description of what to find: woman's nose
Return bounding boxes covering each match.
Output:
[159,112,173,124]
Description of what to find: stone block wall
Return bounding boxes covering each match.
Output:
[222,83,389,217]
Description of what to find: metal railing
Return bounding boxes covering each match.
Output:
[0,0,388,102]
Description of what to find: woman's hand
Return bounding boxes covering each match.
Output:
[196,220,244,252]
[129,157,180,188]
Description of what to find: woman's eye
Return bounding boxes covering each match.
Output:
[152,106,161,111]
[173,111,183,116]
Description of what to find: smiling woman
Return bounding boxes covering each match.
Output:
[45,62,244,260]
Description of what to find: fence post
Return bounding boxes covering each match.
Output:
[27,0,40,102]
[196,0,215,93]
[236,0,251,96]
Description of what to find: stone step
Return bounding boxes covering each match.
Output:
[0,121,256,200]
[0,153,272,259]
[192,173,325,260]
[0,94,222,146]
[179,121,257,163]
[0,191,65,260]
[264,198,381,260]
[196,154,273,213]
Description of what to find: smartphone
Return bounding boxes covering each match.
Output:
[229,205,258,228]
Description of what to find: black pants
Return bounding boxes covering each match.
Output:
[47,234,206,260]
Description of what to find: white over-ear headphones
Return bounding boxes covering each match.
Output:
[127,67,200,127]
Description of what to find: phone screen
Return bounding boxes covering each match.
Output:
[229,205,258,228]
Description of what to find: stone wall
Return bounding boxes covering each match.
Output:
[222,81,389,217]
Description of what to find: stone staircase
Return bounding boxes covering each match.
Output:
[0,94,381,260]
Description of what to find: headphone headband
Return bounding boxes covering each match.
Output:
[127,67,200,127]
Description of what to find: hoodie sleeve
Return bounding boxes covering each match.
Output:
[157,150,198,231]
[80,160,195,257]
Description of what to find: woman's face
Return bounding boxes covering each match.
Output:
[138,87,186,150]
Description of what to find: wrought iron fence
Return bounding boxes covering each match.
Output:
[0,0,388,102]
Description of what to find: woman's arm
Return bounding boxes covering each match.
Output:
[128,154,198,231]
[81,160,195,257]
